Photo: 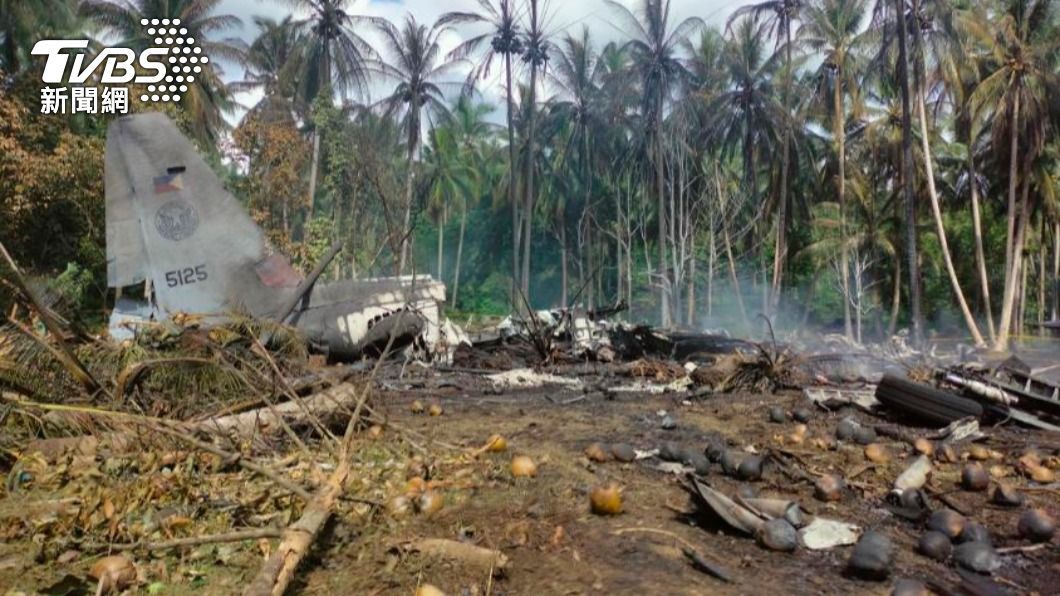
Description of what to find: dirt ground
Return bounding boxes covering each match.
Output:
[2,359,1058,595]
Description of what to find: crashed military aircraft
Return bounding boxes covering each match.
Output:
[105,112,449,361]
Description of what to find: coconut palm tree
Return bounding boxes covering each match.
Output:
[706,17,785,223]
[799,0,869,339]
[81,0,245,145]
[606,0,703,326]
[368,15,460,274]
[440,0,524,293]
[232,15,304,120]
[283,0,375,222]
[728,0,804,308]
[547,27,604,307]
[965,0,1059,350]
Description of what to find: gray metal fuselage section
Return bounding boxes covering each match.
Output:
[104,112,445,360]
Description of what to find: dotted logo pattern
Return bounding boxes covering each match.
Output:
[138,18,208,104]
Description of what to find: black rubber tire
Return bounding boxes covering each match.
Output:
[875,374,983,425]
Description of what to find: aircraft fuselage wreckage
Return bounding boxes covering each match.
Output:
[105,113,458,361]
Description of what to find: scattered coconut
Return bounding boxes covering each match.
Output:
[792,408,812,423]
[913,438,934,457]
[428,403,443,417]
[659,441,685,463]
[853,427,878,446]
[410,400,425,414]
[953,541,1000,574]
[967,444,990,461]
[736,455,764,481]
[415,584,446,596]
[990,483,1023,507]
[892,578,930,596]
[704,439,726,462]
[836,419,858,441]
[811,437,834,451]
[610,443,636,462]
[1018,449,1041,468]
[768,407,787,423]
[720,450,742,476]
[417,490,444,516]
[590,484,623,515]
[89,555,137,594]
[757,518,798,552]
[685,452,712,475]
[927,510,965,540]
[814,474,845,502]
[367,425,384,439]
[848,530,893,580]
[961,463,989,492]
[1024,462,1056,483]
[988,464,1008,479]
[510,455,537,478]
[917,531,952,562]
[937,444,959,463]
[865,444,890,464]
[958,522,991,545]
[1017,509,1056,543]
[584,442,611,463]
[787,424,809,445]
[485,434,507,453]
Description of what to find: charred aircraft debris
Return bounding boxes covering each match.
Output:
[105,113,453,361]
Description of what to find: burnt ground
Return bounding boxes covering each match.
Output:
[294,363,1059,596]
[2,359,1058,595]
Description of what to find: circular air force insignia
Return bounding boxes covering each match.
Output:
[154,200,199,241]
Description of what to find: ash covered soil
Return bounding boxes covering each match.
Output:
[2,351,1058,595]
[303,358,1059,596]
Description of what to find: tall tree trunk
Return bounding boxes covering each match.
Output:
[968,147,995,339]
[707,224,716,319]
[437,204,445,280]
[505,52,520,302]
[584,131,594,310]
[452,198,467,308]
[715,167,748,330]
[656,114,671,326]
[521,57,538,303]
[306,129,320,228]
[1038,219,1045,330]
[560,221,568,307]
[1053,221,1059,321]
[771,17,793,311]
[915,79,985,345]
[834,68,852,340]
[889,258,901,336]
[895,0,922,344]
[398,120,417,275]
[995,93,1023,350]
[687,229,696,327]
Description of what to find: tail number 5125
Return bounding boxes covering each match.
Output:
[165,264,208,287]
